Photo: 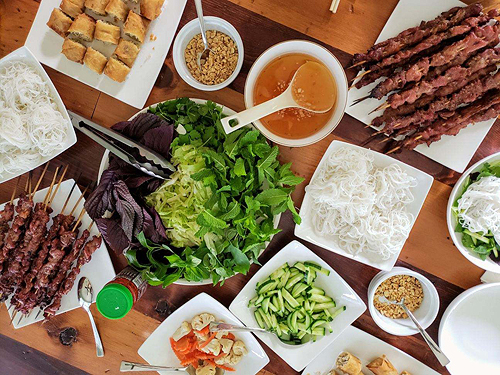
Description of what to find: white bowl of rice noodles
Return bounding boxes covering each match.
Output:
[0,46,75,183]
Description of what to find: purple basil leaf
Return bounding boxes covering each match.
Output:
[96,217,130,253]
[114,181,144,235]
[142,205,167,242]
[85,170,117,219]
[141,124,174,157]
[113,190,135,241]
[112,113,165,140]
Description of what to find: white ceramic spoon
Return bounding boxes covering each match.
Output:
[221,61,335,134]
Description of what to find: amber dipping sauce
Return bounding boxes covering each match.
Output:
[253,53,337,139]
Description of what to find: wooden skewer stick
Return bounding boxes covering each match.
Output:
[87,220,95,232]
[47,165,69,208]
[10,311,18,326]
[350,69,372,84]
[347,60,366,69]
[28,171,33,197]
[386,146,401,154]
[17,313,24,325]
[24,174,30,194]
[43,167,60,207]
[69,183,91,217]
[31,163,50,200]
[35,309,42,320]
[378,137,392,144]
[72,208,86,232]
[10,177,21,205]
[369,103,391,115]
[61,178,80,215]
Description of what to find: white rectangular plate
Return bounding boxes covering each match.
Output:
[302,325,441,375]
[138,292,269,375]
[3,179,115,329]
[25,0,187,108]
[0,46,76,184]
[295,140,433,271]
[229,240,366,372]
[346,0,494,173]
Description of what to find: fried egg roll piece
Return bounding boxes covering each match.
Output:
[105,0,129,22]
[68,13,96,42]
[140,0,165,20]
[336,352,363,375]
[104,57,131,82]
[84,47,108,74]
[367,355,398,375]
[59,0,85,18]
[124,10,149,43]
[113,39,140,67]
[61,38,87,64]
[85,0,110,16]
[47,8,73,37]
[95,20,121,44]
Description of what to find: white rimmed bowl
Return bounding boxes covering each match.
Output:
[447,151,500,274]
[243,40,348,147]
[98,99,280,286]
[0,46,76,183]
[367,267,440,336]
[173,17,244,91]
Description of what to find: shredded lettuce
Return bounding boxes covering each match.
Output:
[146,143,213,247]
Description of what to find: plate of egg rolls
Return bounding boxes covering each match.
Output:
[302,326,440,375]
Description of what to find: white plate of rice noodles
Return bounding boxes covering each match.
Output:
[0,46,75,183]
[295,140,433,271]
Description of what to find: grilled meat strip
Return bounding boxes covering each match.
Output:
[372,23,499,99]
[352,4,482,66]
[44,235,102,319]
[0,203,15,249]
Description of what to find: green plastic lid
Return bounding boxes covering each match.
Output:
[96,283,133,320]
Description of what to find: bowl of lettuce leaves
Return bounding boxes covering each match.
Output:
[88,98,304,286]
[447,151,500,273]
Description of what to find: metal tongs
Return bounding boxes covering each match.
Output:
[69,111,175,179]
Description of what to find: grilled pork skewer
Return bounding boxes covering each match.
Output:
[352,4,482,68]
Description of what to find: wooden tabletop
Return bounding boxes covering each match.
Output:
[1,0,499,374]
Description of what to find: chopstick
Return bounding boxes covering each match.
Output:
[330,0,340,13]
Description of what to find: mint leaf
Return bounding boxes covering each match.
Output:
[256,188,289,206]
[197,210,228,229]
[234,158,246,176]
[257,146,279,170]
[227,244,250,274]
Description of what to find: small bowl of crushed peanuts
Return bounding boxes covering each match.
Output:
[367,267,440,336]
[173,16,244,91]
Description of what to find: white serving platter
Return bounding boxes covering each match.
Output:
[302,325,441,375]
[439,283,500,375]
[229,240,366,372]
[138,292,269,375]
[25,0,187,108]
[295,140,433,271]
[0,46,76,184]
[3,179,115,329]
[346,0,495,173]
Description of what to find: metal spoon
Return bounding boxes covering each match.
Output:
[78,277,104,357]
[210,321,274,335]
[376,295,450,366]
[194,0,213,69]
[120,361,224,374]
[220,61,335,134]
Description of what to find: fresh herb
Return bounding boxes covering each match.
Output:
[453,160,500,263]
[127,99,304,285]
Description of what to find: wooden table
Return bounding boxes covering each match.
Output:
[1,0,499,374]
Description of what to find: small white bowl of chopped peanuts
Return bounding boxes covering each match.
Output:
[367,267,440,336]
[173,16,244,91]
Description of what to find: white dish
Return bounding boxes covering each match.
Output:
[439,282,500,375]
[0,46,76,184]
[25,0,187,108]
[244,40,348,147]
[97,98,280,285]
[447,151,500,273]
[295,140,433,271]
[346,0,496,173]
[229,240,366,371]
[367,267,440,336]
[173,17,244,91]
[138,292,269,375]
[3,179,116,329]
[302,325,441,375]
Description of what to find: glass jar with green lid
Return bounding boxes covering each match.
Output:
[96,266,147,320]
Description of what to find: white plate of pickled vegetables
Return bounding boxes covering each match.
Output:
[229,240,366,372]
[138,292,269,375]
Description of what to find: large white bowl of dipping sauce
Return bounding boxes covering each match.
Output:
[244,40,348,147]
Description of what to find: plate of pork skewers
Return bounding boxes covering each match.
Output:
[347,0,500,173]
[0,165,115,329]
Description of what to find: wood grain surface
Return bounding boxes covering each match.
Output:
[1,0,499,374]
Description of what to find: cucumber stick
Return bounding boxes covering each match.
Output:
[248,261,345,345]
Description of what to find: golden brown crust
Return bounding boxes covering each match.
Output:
[113,39,140,67]
[104,57,131,82]
[95,20,121,45]
[123,10,149,44]
[68,13,96,42]
[366,355,398,375]
[83,47,108,74]
[59,0,83,18]
[140,0,165,20]
[84,0,110,16]
[105,0,129,22]
[47,8,73,37]
[61,38,87,64]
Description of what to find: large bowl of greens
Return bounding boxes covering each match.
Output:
[447,151,500,273]
[92,98,303,285]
